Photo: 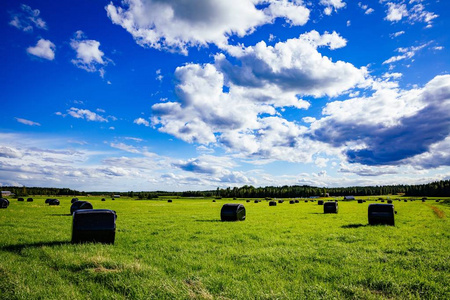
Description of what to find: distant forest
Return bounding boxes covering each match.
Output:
[2,180,450,198]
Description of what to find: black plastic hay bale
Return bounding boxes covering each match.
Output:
[71,198,79,203]
[27,198,33,202]
[358,200,363,204]
[295,200,299,203]
[168,199,172,203]
[381,200,385,202]
[422,199,426,202]
[387,200,393,204]
[0,198,9,208]
[220,203,246,221]
[278,200,284,203]
[318,200,324,205]
[212,200,216,202]
[404,200,408,202]
[72,209,117,244]
[101,198,106,201]
[49,199,60,206]
[436,200,440,202]
[269,201,277,206]
[18,197,24,202]
[254,200,259,203]
[289,200,295,204]
[304,200,308,203]
[246,200,250,203]
[70,201,93,214]
[368,204,395,226]
[324,201,338,214]
[45,198,52,204]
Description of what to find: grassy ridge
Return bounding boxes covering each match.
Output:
[0,196,449,299]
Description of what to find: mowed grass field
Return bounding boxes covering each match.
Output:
[0,196,449,299]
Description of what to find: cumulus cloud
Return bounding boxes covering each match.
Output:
[151,31,366,163]
[385,2,408,22]
[15,118,41,126]
[309,74,450,166]
[384,1,438,26]
[134,118,150,126]
[219,31,366,98]
[9,4,47,32]
[70,31,110,76]
[320,0,346,15]
[105,0,310,54]
[26,39,55,60]
[61,107,112,122]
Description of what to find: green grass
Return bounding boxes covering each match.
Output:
[0,196,449,299]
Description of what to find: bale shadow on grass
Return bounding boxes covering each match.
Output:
[0,241,71,254]
[341,224,367,229]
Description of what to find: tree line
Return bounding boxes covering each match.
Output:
[2,180,450,198]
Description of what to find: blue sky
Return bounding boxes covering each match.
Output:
[1,0,449,192]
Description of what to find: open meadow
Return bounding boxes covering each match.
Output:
[0,196,449,299]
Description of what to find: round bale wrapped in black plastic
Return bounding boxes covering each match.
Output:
[101,198,106,201]
[72,209,117,244]
[70,201,93,214]
[49,199,60,206]
[278,200,284,203]
[212,200,216,202]
[246,200,250,203]
[221,203,246,221]
[295,200,299,203]
[168,199,172,203]
[387,200,393,204]
[71,198,79,203]
[404,199,408,202]
[45,198,52,204]
[269,201,277,206]
[318,200,324,205]
[27,198,33,202]
[0,198,9,208]
[254,200,259,203]
[368,204,395,226]
[358,200,363,204]
[324,201,338,214]
[304,200,308,203]
[18,197,24,202]
[289,200,295,204]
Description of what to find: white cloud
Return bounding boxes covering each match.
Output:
[106,0,310,54]
[382,72,402,79]
[315,157,329,168]
[64,107,110,122]
[309,74,450,166]
[134,118,150,126]
[70,31,110,76]
[220,31,366,98]
[27,39,55,60]
[9,4,47,32]
[383,43,429,65]
[110,142,141,154]
[390,31,405,38]
[320,0,346,15]
[385,2,408,22]
[15,118,41,126]
[384,2,438,26]
[151,31,367,162]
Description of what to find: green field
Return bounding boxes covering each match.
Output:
[0,196,449,299]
